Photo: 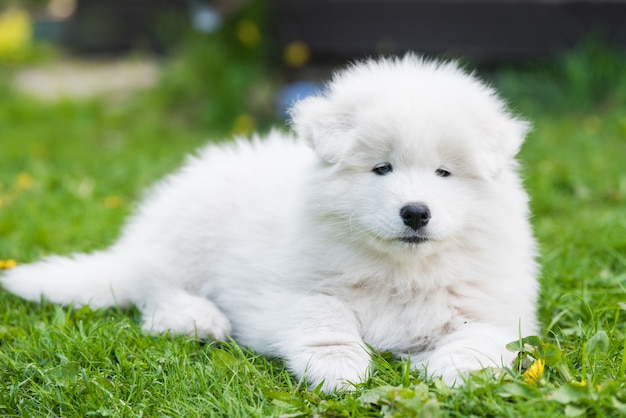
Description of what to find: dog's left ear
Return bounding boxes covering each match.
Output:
[482,116,530,176]
[289,95,354,164]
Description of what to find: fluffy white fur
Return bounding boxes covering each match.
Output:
[1,54,538,392]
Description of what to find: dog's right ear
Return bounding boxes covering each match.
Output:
[289,96,354,164]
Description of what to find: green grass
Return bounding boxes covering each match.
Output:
[1,42,626,416]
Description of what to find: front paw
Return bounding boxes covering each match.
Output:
[288,343,371,393]
[422,349,506,386]
[423,354,478,386]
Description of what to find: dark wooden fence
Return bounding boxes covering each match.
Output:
[272,0,626,60]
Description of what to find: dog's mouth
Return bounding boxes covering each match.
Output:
[398,236,430,245]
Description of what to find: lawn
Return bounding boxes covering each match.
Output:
[1,39,626,416]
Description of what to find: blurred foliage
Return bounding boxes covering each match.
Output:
[494,39,626,115]
[151,0,276,137]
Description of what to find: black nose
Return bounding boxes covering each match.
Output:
[400,204,430,230]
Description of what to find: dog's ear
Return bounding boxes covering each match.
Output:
[289,96,354,164]
[482,116,530,176]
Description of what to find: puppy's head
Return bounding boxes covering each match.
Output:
[289,54,530,255]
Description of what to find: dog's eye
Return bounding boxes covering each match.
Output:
[372,162,393,176]
[435,168,451,177]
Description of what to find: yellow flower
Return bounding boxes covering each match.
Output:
[236,20,261,47]
[523,359,545,385]
[578,380,601,391]
[232,114,256,136]
[16,172,34,190]
[0,259,17,270]
[283,41,310,68]
[0,7,31,60]
[103,195,124,209]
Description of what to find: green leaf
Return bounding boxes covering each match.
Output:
[506,336,543,353]
[211,347,240,372]
[498,383,540,399]
[542,343,564,367]
[418,398,441,418]
[358,385,396,405]
[564,404,587,417]
[549,384,590,404]
[586,330,609,354]
[432,378,452,397]
[612,397,626,413]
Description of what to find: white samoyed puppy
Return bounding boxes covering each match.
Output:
[1,54,538,392]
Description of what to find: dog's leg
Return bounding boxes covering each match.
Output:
[138,289,232,340]
[271,294,371,392]
[416,322,517,385]
[287,340,371,392]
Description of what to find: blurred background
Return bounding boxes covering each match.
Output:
[2,0,626,132]
[0,0,625,255]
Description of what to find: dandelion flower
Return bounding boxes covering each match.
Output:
[232,114,256,136]
[523,359,545,385]
[236,20,261,47]
[103,195,124,209]
[283,41,310,68]
[0,259,17,270]
[0,8,31,60]
[16,173,34,190]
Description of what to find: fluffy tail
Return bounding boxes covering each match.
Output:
[1,250,135,308]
